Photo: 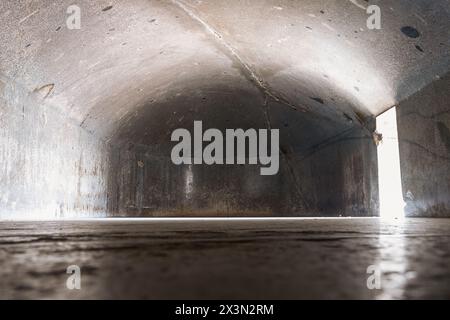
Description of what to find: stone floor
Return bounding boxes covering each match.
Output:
[0,218,449,299]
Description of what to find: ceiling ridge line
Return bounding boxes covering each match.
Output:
[168,0,306,112]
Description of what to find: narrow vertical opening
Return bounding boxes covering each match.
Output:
[376,107,405,219]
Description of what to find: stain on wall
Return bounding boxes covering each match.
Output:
[0,80,110,219]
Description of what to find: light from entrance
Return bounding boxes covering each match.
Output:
[376,107,405,220]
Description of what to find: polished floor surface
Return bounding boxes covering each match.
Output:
[1,218,449,299]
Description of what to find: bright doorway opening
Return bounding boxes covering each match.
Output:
[376,107,405,220]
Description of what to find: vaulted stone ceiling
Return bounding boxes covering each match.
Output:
[1,0,449,148]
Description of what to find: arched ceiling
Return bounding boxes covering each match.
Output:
[1,0,449,147]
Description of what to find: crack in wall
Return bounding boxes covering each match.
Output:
[398,110,450,120]
[280,150,311,211]
[261,96,311,210]
[401,139,450,161]
[299,128,369,162]
[262,95,272,131]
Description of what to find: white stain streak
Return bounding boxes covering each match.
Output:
[185,165,194,199]
[54,52,65,62]
[321,23,335,32]
[19,9,39,24]
[277,37,289,44]
[345,39,356,47]
[349,0,367,11]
